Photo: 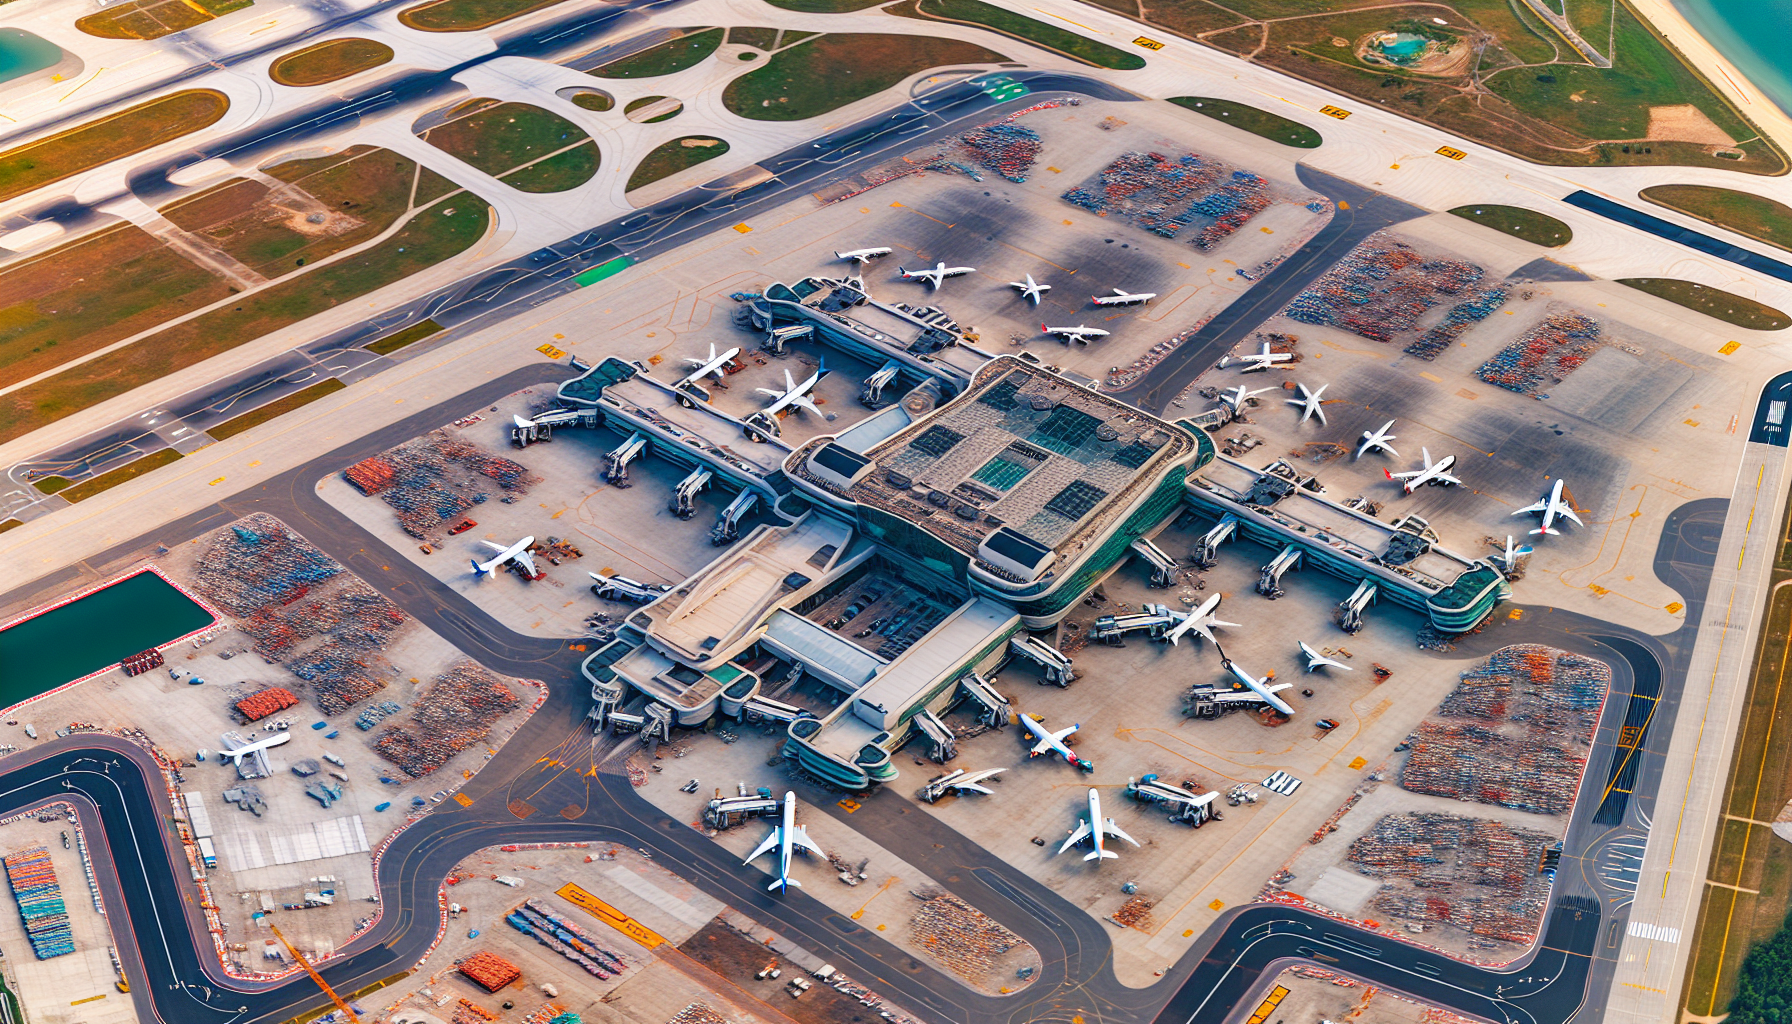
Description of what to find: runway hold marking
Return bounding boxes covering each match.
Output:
[557,883,666,949]
[454,793,472,807]
[1320,105,1351,119]
[1436,145,1467,161]
[1133,36,1164,50]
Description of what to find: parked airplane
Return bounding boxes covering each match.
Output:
[1011,274,1050,304]
[218,731,291,767]
[1287,382,1329,425]
[1496,536,1534,571]
[1515,478,1583,536]
[1355,420,1399,460]
[1057,788,1139,862]
[1297,641,1352,673]
[472,536,536,577]
[1019,713,1094,772]
[677,343,741,387]
[757,364,830,418]
[1091,287,1156,307]
[899,262,974,289]
[1385,448,1461,493]
[930,768,1006,797]
[744,792,825,892]
[1163,594,1238,647]
[835,247,892,264]
[1215,646,1295,715]
[1220,384,1274,415]
[1224,341,1293,373]
[1042,324,1110,344]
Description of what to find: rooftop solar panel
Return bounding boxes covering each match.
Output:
[908,425,964,458]
[1044,480,1108,521]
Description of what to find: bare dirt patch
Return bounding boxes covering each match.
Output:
[1646,103,1735,145]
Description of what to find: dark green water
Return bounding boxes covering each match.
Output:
[0,30,61,85]
[0,572,214,706]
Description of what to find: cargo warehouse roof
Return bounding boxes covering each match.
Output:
[828,357,1193,566]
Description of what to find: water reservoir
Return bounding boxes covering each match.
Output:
[0,571,215,707]
[1373,32,1430,64]
[0,30,63,85]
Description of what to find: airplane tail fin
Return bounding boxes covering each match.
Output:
[1530,526,1559,537]
[471,560,488,576]
[1084,849,1119,862]
[1383,469,1393,481]
[769,876,800,891]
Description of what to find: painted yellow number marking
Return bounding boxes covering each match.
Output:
[1319,105,1351,119]
[537,343,566,359]
[1133,36,1164,50]
[1436,145,1467,160]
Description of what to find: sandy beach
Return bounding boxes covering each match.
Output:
[1628,0,1792,160]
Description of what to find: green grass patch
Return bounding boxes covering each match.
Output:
[0,197,490,448]
[728,27,777,50]
[500,140,600,192]
[589,28,723,78]
[779,29,819,46]
[367,319,444,356]
[627,137,731,191]
[896,0,1143,69]
[56,449,184,504]
[624,96,684,123]
[398,0,571,31]
[0,519,19,534]
[1168,96,1321,147]
[763,0,890,10]
[723,33,1005,121]
[1641,184,1792,255]
[1619,279,1790,331]
[1448,204,1573,247]
[269,38,394,86]
[415,167,461,206]
[209,378,347,440]
[32,476,69,495]
[568,90,614,112]
[421,100,596,188]
[0,89,229,203]
[77,0,251,39]
[575,257,631,286]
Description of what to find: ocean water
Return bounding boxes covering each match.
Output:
[0,29,60,85]
[1673,1,1792,119]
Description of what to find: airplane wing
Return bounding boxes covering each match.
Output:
[1386,468,1425,480]
[1435,473,1463,486]
[1555,502,1585,527]
[790,825,825,858]
[952,782,998,796]
[1264,682,1294,694]
[791,396,824,418]
[745,827,781,865]
[1050,725,1078,744]
[1029,735,1056,756]
[480,540,509,553]
[1162,616,1196,646]
[755,387,785,398]
[1513,500,1549,516]
[1058,820,1092,855]
[515,550,537,575]
[1102,820,1141,848]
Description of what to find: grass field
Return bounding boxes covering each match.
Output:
[1680,488,1792,1017]
[499,141,601,192]
[0,520,18,534]
[763,0,891,10]
[208,378,346,440]
[0,225,232,392]
[269,38,394,86]
[588,28,723,78]
[1641,184,1792,255]
[1073,0,1785,174]
[1167,96,1321,147]
[567,89,614,111]
[624,96,684,123]
[77,0,251,39]
[0,90,229,204]
[723,34,1005,121]
[398,0,572,31]
[51,449,184,503]
[366,319,444,356]
[895,0,1144,69]
[0,197,490,448]
[162,147,423,278]
[627,137,730,191]
[1448,204,1573,247]
[421,100,596,189]
[728,27,778,50]
[1618,279,1790,331]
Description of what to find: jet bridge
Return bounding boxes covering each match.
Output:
[669,467,713,519]
[912,709,957,763]
[1009,635,1075,687]
[1129,538,1182,588]
[1088,605,1175,645]
[1337,580,1378,635]
[1126,775,1221,827]
[511,408,598,447]
[711,490,759,546]
[1257,545,1303,599]
[605,432,647,486]
[763,324,814,356]
[957,673,1012,728]
[860,361,903,407]
[1191,515,1239,569]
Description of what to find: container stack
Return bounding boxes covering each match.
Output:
[120,648,165,676]
[457,950,522,992]
[343,430,538,538]
[5,846,73,959]
[234,687,298,723]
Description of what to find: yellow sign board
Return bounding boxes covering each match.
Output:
[537,343,566,359]
[1319,105,1351,120]
[1133,36,1164,50]
[1719,341,1740,355]
[1436,145,1467,161]
[556,883,666,949]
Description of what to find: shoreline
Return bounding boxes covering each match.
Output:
[1629,0,1792,161]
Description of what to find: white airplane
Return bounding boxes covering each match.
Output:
[899,262,974,289]
[1042,324,1110,345]
[1225,341,1293,373]
[757,364,830,418]
[1496,536,1534,571]
[472,536,537,577]
[744,792,825,893]
[1297,641,1352,673]
[1287,382,1328,425]
[218,731,291,767]
[1384,448,1461,493]
[677,343,741,387]
[835,247,892,264]
[1220,384,1274,414]
[1162,594,1238,647]
[930,768,1006,797]
[1355,420,1398,460]
[1514,478,1583,536]
[1019,713,1091,771]
[1092,287,1156,307]
[1057,788,1138,862]
[1217,649,1295,716]
[1010,274,1050,304]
